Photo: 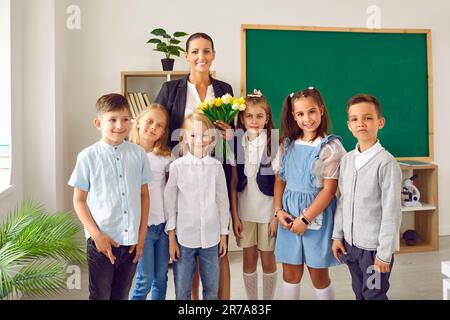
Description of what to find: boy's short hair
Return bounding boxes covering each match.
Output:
[96,93,131,116]
[347,94,382,117]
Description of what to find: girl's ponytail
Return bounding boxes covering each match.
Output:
[280,93,300,149]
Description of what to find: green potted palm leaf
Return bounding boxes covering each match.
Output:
[147,28,189,71]
[0,200,86,300]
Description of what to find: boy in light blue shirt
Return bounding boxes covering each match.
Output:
[68,93,152,300]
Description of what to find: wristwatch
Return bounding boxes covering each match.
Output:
[273,208,283,217]
[301,208,312,225]
[300,215,311,225]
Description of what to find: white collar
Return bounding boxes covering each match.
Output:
[187,81,213,98]
[295,136,322,146]
[355,140,383,157]
[242,130,267,148]
[184,151,211,164]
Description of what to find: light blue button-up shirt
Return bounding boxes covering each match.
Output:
[68,140,152,245]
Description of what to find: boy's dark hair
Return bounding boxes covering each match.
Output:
[280,87,331,145]
[186,32,215,52]
[96,93,130,116]
[347,94,382,117]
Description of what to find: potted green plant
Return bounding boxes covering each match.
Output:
[147,28,189,71]
[0,200,86,299]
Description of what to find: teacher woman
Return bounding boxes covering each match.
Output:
[154,32,233,300]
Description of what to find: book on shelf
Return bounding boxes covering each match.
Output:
[127,92,139,118]
[127,92,151,118]
[398,160,434,167]
[132,93,143,113]
[137,92,147,112]
[143,92,151,106]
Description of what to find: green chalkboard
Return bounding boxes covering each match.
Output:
[244,26,432,160]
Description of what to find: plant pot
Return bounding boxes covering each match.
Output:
[161,58,174,71]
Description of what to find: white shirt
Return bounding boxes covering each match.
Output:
[243,131,267,178]
[185,81,215,117]
[147,152,173,226]
[164,152,230,249]
[354,140,384,170]
[295,136,322,146]
[238,131,274,223]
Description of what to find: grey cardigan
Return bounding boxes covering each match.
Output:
[332,149,402,263]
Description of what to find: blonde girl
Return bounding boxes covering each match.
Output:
[129,104,173,300]
[164,112,230,300]
[274,87,346,300]
[230,91,278,300]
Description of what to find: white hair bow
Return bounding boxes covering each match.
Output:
[248,89,263,97]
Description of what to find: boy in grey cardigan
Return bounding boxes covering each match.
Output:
[332,94,402,300]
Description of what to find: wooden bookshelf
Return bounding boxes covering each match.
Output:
[121,70,216,97]
[121,71,188,96]
[398,163,439,253]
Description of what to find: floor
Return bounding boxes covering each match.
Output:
[39,236,450,300]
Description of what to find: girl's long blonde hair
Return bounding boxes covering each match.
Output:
[179,112,217,157]
[129,103,172,157]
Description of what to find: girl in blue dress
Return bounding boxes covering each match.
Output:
[274,87,346,300]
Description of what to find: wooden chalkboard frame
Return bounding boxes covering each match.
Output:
[241,24,434,161]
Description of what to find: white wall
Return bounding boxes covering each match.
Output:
[2,0,450,235]
[0,0,23,217]
[1,0,62,217]
[22,0,62,213]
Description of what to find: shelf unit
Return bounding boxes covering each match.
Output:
[398,163,439,253]
[120,70,216,103]
[120,71,193,118]
[121,71,190,97]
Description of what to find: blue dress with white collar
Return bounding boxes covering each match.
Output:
[275,135,342,268]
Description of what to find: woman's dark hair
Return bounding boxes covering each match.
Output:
[280,87,331,147]
[186,32,215,52]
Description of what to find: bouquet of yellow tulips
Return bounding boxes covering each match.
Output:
[197,93,246,161]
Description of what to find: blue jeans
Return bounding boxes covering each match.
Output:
[131,223,169,300]
[173,244,219,300]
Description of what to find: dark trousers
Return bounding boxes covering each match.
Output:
[87,238,137,300]
[342,241,394,300]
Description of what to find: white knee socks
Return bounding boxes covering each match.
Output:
[263,272,277,300]
[243,271,258,300]
[314,284,335,300]
[281,280,301,300]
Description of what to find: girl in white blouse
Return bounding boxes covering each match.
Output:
[164,112,230,300]
[129,104,174,300]
[230,92,278,300]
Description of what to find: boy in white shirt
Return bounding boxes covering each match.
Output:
[164,112,230,300]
